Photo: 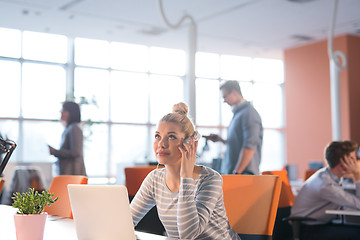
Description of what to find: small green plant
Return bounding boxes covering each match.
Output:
[12,188,58,215]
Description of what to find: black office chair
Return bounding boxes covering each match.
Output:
[284,216,316,240]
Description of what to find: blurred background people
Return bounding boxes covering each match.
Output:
[206,80,263,175]
[49,101,86,176]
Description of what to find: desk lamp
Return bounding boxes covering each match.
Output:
[0,137,17,175]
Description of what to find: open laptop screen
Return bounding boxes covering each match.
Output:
[68,184,136,240]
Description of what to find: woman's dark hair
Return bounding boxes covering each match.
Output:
[62,101,81,125]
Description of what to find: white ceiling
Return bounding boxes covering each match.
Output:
[0,0,359,59]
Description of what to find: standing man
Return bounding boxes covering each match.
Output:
[207,80,263,175]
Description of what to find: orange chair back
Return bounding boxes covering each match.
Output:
[124,166,162,196]
[222,175,281,236]
[304,169,317,181]
[262,170,295,208]
[0,178,5,195]
[44,175,88,218]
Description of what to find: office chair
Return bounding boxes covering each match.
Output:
[304,169,317,181]
[262,170,316,240]
[262,170,295,240]
[5,166,47,205]
[284,216,316,240]
[0,178,4,195]
[222,175,281,240]
[44,175,88,218]
[124,165,165,235]
[262,170,295,208]
[124,166,161,196]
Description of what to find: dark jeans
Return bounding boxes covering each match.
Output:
[301,223,360,240]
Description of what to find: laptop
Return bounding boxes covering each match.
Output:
[68,184,137,240]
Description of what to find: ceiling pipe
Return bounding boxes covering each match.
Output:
[158,0,197,123]
[328,0,347,141]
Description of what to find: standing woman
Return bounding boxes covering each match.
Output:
[49,101,86,176]
[130,102,239,239]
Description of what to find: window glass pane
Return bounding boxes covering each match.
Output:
[196,78,220,126]
[22,63,66,119]
[260,130,285,172]
[23,31,67,63]
[83,123,108,176]
[110,71,149,123]
[195,52,219,79]
[196,127,223,166]
[110,42,148,72]
[75,38,110,68]
[111,125,148,175]
[239,81,254,101]
[23,121,63,162]
[0,120,19,143]
[253,83,284,128]
[221,101,233,127]
[0,60,21,117]
[149,75,183,123]
[148,125,158,163]
[0,28,21,58]
[74,67,110,122]
[149,47,185,76]
[253,58,284,83]
[220,55,252,81]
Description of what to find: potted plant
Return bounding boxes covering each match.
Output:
[12,188,58,240]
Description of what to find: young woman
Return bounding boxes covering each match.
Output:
[130,102,239,239]
[48,101,86,176]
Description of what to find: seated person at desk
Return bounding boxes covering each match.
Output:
[130,102,239,240]
[290,140,360,240]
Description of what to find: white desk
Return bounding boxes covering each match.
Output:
[326,209,360,225]
[325,209,360,217]
[0,205,169,240]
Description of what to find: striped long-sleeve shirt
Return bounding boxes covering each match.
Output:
[130,166,240,240]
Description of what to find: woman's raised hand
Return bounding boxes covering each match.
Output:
[179,137,198,178]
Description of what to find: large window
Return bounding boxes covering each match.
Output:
[0,26,285,182]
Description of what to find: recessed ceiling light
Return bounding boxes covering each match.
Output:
[291,35,314,41]
[138,27,167,36]
[287,0,315,3]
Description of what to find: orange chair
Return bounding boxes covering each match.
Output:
[0,178,5,195]
[124,166,162,197]
[222,175,281,239]
[304,169,317,181]
[124,165,165,235]
[262,169,295,240]
[262,169,295,208]
[44,175,88,218]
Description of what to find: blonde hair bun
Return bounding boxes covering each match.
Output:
[172,102,188,116]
